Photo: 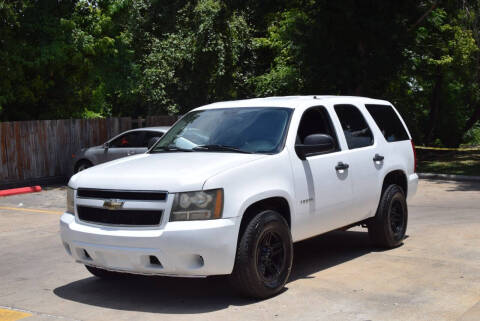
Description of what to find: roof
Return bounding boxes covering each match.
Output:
[195,95,391,111]
[127,126,171,132]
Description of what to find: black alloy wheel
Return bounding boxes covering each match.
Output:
[231,210,293,299]
[368,184,408,248]
[256,230,287,286]
[389,199,406,239]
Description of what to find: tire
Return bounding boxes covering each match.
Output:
[231,210,293,299]
[368,184,408,248]
[85,265,124,279]
[75,160,92,173]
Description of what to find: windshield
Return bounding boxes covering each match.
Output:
[151,107,293,154]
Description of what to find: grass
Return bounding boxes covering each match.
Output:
[416,149,480,176]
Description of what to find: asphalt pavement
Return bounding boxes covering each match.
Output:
[0,180,478,321]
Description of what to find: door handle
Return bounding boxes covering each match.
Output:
[373,154,385,162]
[335,162,349,171]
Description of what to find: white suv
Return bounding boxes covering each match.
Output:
[61,96,418,298]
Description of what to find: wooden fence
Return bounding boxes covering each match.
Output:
[0,116,177,188]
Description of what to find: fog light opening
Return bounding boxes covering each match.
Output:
[190,255,204,268]
[83,249,92,260]
[149,255,163,268]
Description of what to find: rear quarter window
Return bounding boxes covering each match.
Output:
[334,104,374,149]
[365,104,409,142]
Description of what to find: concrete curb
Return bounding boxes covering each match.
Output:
[418,173,480,182]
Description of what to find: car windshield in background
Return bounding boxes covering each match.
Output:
[151,107,293,154]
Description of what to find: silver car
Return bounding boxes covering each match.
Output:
[72,126,170,173]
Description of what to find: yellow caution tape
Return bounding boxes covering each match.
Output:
[415,146,480,151]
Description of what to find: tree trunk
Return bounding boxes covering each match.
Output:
[464,105,480,133]
[409,1,438,31]
[425,71,443,145]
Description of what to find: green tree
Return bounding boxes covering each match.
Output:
[0,0,136,120]
[67,0,138,117]
[135,0,253,114]
[0,0,81,120]
[1,0,480,147]
[392,2,479,146]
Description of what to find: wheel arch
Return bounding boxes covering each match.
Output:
[382,169,408,196]
[74,159,93,172]
[238,196,292,241]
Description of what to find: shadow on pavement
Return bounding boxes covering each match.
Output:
[422,178,480,192]
[289,230,375,282]
[54,230,379,313]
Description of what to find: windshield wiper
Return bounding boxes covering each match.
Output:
[193,144,252,154]
[150,145,193,153]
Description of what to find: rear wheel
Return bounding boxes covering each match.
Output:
[231,210,293,299]
[368,184,408,248]
[85,265,124,279]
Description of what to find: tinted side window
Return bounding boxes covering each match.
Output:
[334,104,374,149]
[365,104,409,142]
[297,106,339,152]
[141,131,164,147]
[109,132,143,148]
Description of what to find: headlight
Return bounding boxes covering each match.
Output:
[170,189,223,221]
[66,187,75,214]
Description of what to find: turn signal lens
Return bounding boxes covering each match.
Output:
[214,189,223,219]
[66,187,75,214]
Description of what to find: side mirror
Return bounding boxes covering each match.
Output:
[103,142,109,149]
[295,134,335,160]
[147,137,161,149]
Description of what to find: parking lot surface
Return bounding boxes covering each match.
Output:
[0,180,479,321]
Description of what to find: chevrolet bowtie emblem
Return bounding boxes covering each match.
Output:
[103,199,124,210]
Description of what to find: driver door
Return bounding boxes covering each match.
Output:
[290,106,354,240]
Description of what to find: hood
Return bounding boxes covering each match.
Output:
[69,152,268,192]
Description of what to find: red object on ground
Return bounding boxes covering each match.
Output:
[0,186,42,197]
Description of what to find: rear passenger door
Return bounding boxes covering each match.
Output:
[333,104,380,220]
[365,104,414,194]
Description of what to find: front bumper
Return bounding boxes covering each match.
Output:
[60,213,240,277]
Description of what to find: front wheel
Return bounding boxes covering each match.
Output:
[231,210,293,299]
[368,184,408,248]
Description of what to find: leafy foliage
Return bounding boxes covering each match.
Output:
[1,0,480,146]
[138,0,253,114]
